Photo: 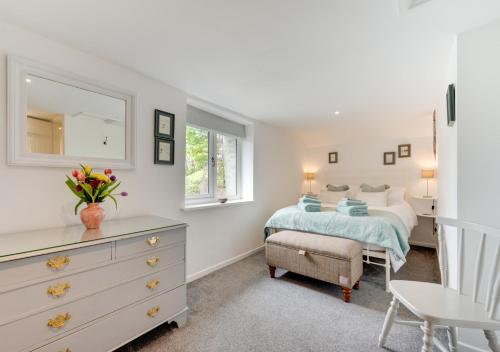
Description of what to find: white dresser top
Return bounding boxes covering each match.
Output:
[0,216,187,262]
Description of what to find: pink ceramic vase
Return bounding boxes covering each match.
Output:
[80,203,105,229]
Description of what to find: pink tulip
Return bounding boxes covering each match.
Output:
[72,169,79,177]
[104,168,112,175]
[76,172,86,182]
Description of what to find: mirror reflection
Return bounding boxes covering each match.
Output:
[26,74,126,160]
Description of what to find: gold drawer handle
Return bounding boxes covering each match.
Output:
[146,279,160,290]
[146,257,160,267]
[147,306,160,318]
[146,236,160,247]
[47,282,71,297]
[58,349,72,352]
[47,256,71,270]
[47,313,71,329]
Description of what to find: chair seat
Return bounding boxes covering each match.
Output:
[390,280,500,330]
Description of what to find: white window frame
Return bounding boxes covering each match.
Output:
[185,124,242,205]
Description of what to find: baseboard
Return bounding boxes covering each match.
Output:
[187,245,265,283]
[458,341,489,352]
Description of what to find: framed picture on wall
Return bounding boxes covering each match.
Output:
[328,152,338,164]
[384,152,396,165]
[398,144,411,158]
[154,109,175,139]
[154,137,174,165]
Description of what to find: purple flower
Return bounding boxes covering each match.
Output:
[110,175,117,182]
[120,191,128,197]
[76,185,82,192]
[91,179,101,189]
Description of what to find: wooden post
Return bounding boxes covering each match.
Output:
[341,287,352,303]
[268,265,276,278]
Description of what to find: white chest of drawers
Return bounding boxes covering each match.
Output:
[0,216,188,352]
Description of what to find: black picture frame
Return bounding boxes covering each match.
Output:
[328,152,338,164]
[154,137,174,165]
[384,152,396,165]
[154,109,175,139]
[398,144,411,158]
[446,84,455,127]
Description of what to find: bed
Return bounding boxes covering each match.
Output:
[264,187,417,292]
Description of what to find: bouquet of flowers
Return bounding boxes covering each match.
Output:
[65,164,128,215]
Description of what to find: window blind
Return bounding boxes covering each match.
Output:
[187,105,246,138]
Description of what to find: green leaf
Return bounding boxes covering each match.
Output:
[65,177,83,198]
[74,199,85,215]
[80,183,95,203]
[109,195,118,210]
[107,181,121,194]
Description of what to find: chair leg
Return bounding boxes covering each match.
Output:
[484,330,499,352]
[421,321,434,352]
[378,296,399,347]
[447,327,458,352]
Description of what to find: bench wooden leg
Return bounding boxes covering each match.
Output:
[268,265,276,278]
[342,287,352,303]
[353,280,360,290]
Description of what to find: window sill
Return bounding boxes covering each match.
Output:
[182,199,254,211]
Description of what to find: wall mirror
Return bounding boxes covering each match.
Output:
[7,56,135,169]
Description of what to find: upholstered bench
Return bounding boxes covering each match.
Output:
[265,230,363,303]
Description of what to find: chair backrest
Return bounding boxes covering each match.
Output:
[437,217,500,321]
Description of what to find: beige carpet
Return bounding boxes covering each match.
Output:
[116,246,442,352]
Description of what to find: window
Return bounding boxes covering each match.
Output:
[185,125,240,202]
[185,126,209,197]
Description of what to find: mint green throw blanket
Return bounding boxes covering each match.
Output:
[264,206,410,271]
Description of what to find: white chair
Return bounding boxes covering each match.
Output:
[378,217,500,352]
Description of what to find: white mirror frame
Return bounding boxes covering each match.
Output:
[7,55,136,169]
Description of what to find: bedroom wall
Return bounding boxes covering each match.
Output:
[302,135,436,212]
[0,21,303,280]
[456,19,500,351]
[436,39,458,292]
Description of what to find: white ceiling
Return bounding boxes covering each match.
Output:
[1,0,499,140]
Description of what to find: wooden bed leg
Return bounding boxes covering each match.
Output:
[268,265,276,278]
[353,280,360,290]
[342,287,352,303]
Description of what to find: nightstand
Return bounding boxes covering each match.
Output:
[410,197,437,248]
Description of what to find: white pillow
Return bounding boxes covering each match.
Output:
[320,190,347,204]
[387,186,406,205]
[357,191,388,207]
[347,185,359,198]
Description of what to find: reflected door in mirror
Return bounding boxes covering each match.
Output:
[26,74,126,160]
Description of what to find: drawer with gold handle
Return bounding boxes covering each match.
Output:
[47,313,71,329]
[146,278,160,290]
[46,256,71,270]
[47,282,71,298]
[146,236,160,247]
[147,306,160,318]
[146,256,160,267]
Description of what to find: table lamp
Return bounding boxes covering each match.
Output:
[421,169,435,198]
[305,172,316,195]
